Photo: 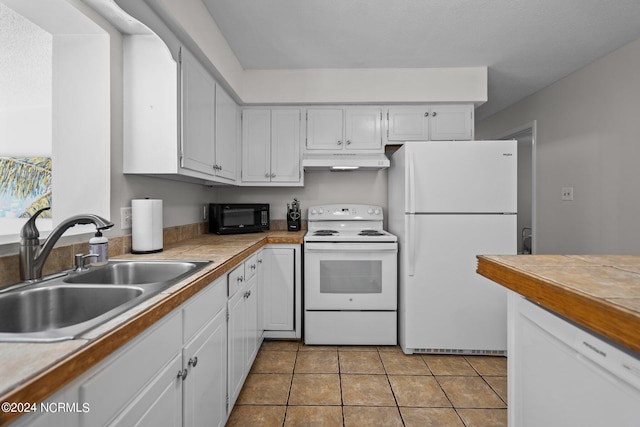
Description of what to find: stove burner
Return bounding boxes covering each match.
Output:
[313,230,339,236]
[358,229,385,236]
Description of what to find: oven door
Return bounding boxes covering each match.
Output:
[304,242,397,310]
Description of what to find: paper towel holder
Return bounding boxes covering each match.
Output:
[131,199,164,254]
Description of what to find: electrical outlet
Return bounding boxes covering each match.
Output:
[121,207,132,229]
[561,187,574,201]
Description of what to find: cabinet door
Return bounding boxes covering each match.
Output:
[227,288,247,409]
[429,104,473,141]
[183,308,228,427]
[108,355,182,427]
[306,108,343,150]
[245,274,260,370]
[180,47,215,175]
[261,248,295,331]
[79,313,182,426]
[270,109,301,183]
[344,108,382,150]
[215,85,238,181]
[241,109,271,182]
[387,107,430,141]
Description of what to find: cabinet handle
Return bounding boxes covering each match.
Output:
[265,173,270,178]
[431,112,437,117]
[258,259,263,264]
[424,112,429,117]
[250,264,256,270]
[346,140,352,145]
[247,290,252,298]
[237,276,244,282]
[177,369,188,381]
[188,357,198,368]
[337,141,343,145]
[270,173,276,178]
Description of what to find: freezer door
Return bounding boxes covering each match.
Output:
[399,214,516,352]
[405,141,517,213]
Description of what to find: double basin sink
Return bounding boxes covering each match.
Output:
[0,260,211,342]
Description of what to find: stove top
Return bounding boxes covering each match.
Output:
[305,204,397,243]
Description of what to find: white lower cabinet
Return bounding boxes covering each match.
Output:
[109,354,183,427]
[182,308,227,427]
[227,262,260,410]
[258,245,301,339]
[79,312,183,427]
[11,246,302,426]
[260,247,294,331]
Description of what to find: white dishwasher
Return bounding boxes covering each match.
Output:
[509,293,640,427]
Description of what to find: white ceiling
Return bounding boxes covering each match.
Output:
[201,0,640,120]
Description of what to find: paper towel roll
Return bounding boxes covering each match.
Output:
[132,199,163,254]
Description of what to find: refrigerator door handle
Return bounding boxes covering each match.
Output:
[407,151,415,214]
[408,215,415,276]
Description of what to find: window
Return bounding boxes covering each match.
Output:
[0,0,110,245]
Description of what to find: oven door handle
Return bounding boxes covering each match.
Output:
[305,243,398,252]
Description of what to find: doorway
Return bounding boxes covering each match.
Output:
[494,122,536,254]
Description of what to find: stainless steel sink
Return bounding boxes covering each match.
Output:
[64,260,208,286]
[0,259,211,342]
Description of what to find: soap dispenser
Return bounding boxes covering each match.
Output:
[88,230,108,266]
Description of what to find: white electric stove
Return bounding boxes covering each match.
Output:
[304,204,398,345]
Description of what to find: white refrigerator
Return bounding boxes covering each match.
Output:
[388,141,517,354]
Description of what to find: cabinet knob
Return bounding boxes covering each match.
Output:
[337,141,343,145]
[265,173,270,178]
[177,369,188,381]
[188,357,198,368]
[346,140,352,145]
[424,112,429,117]
[250,264,256,270]
[271,173,276,178]
[237,276,244,282]
[258,259,263,264]
[431,112,437,117]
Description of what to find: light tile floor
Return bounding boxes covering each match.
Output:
[226,340,507,426]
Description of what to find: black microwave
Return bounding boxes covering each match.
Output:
[209,203,270,234]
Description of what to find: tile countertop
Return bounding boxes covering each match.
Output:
[477,254,640,355]
[0,231,304,426]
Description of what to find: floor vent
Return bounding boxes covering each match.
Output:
[412,348,507,356]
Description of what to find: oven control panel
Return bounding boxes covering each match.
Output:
[308,204,383,220]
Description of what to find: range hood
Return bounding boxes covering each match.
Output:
[302,153,390,171]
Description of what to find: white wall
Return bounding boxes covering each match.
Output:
[476,37,640,254]
[211,170,388,223]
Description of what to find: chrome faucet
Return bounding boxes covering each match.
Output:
[19,207,114,281]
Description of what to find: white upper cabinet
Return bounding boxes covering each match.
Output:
[180,47,216,175]
[306,107,383,152]
[344,108,383,150]
[214,85,238,182]
[387,104,474,142]
[123,34,238,185]
[241,108,302,186]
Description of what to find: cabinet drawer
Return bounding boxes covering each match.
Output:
[183,275,227,343]
[245,253,258,282]
[227,263,245,297]
[79,312,181,426]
